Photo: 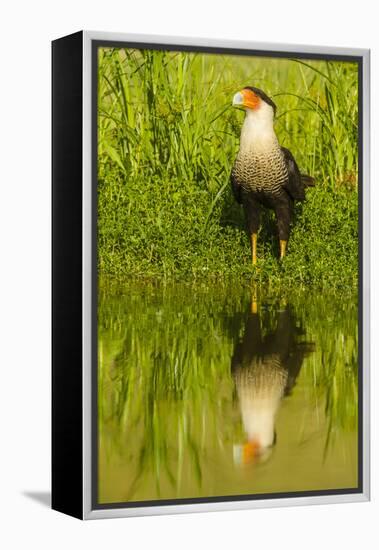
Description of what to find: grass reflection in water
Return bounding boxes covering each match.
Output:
[98,282,358,504]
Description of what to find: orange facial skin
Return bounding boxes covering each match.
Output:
[241,88,261,110]
[242,439,261,464]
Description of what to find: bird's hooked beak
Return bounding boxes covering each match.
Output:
[232,89,260,111]
[232,91,244,108]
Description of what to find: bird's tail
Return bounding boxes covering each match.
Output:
[301,174,315,187]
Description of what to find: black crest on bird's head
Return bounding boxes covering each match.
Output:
[244,86,277,115]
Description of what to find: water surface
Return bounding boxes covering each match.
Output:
[98,283,358,504]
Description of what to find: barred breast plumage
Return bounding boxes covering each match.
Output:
[234,354,288,401]
[232,146,288,197]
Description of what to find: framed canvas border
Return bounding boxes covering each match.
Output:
[52,30,84,519]
[81,31,370,519]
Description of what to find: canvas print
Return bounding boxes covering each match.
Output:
[95,46,360,506]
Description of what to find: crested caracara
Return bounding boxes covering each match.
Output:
[231,87,314,264]
[232,302,314,465]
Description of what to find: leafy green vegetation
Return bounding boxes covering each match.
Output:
[97,48,359,289]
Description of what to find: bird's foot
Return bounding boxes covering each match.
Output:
[279,240,287,260]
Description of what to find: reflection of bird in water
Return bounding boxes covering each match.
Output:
[232,302,314,465]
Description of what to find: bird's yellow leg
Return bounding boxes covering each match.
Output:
[251,233,258,265]
[250,285,258,314]
[280,239,287,260]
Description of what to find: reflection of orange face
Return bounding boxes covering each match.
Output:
[241,89,261,110]
[242,439,261,464]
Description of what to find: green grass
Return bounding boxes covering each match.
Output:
[98,48,359,289]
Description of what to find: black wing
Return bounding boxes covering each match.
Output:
[281,147,305,201]
[230,169,243,204]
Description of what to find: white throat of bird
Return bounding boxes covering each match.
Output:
[238,377,283,448]
[240,397,278,449]
[239,102,278,154]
